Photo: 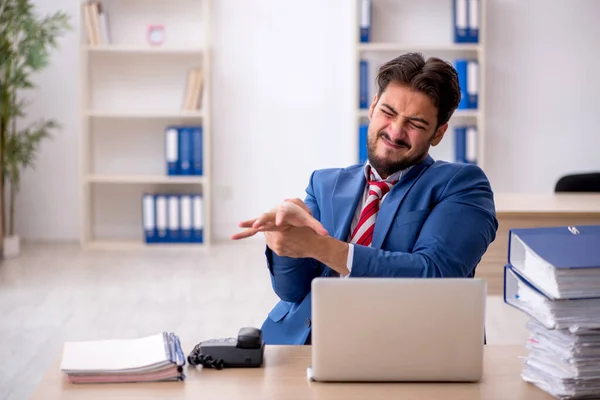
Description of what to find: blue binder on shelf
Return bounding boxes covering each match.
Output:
[359,60,368,109]
[467,60,478,109]
[358,123,368,164]
[453,0,479,43]
[165,126,179,175]
[180,195,193,243]
[191,126,203,176]
[507,225,600,300]
[167,195,181,242]
[155,194,168,243]
[142,194,157,243]
[454,59,469,109]
[359,0,371,43]
[453,0,468,43]
[468,0,480,43]
[192,194,204,243]
[178,127,193,175]
[454,125,477,164]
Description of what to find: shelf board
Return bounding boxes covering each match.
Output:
[83,45,203,54]
[86,175,206,184]
[86,110,204,119]
[83,239,207,251]
[358,43,480,52]
[357,109,479,118]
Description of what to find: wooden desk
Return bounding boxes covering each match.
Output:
[30,345,555,400]
[479,193,600,295]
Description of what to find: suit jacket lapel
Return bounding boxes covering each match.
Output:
[371,155,435,248]
[331,166,366,241]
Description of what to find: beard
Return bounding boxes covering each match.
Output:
[367,131,429,177]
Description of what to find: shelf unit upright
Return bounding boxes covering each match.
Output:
[354,0,486,171]
[79,0,212,250]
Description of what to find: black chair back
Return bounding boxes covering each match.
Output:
[555,173,600,193]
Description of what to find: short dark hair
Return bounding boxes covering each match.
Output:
[375,52,461,128]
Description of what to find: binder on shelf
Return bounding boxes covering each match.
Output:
[165,126,179,175]
[453,0,468,43]
[467,60,479,109]
[192,126,203,176]
[508,225,600,300]
[455,59,469,109]
[167,195,181,243]
[455,59,477,110]
[359,59,368,109]
[454,125,477,164]
[155,195,168,242]
[180,195,193,243]
[178,127,193,175]
[359,0,371,43]
[468,0,480,43]
[192,194,204,243]
[142,194,157,243]
[358,123,368,164]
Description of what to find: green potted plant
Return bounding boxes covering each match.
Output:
[0,0,71,258]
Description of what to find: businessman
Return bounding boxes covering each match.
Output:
[232,53,498,345]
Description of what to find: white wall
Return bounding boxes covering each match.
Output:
[12,0,600,242]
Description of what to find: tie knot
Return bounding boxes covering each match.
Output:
[368,180,395,199]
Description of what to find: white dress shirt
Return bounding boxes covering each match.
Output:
[342,161,411,277]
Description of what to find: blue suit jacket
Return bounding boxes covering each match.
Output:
[260,155,498,345]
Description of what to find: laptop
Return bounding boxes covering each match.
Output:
[308,277,486,382]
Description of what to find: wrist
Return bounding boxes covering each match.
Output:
[309,235,349,276]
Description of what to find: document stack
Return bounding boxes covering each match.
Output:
[504,225,600,399]
[60,332,186,384]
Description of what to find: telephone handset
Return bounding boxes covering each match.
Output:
[187,327,265,369]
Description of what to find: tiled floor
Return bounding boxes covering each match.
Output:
[0,241,530,400]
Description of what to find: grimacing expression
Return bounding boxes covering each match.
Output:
[366,82,448,178]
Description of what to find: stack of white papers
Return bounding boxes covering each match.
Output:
[60,332,186,384]
[522,320,600,399]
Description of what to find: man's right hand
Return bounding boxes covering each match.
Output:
[230,198,328,240]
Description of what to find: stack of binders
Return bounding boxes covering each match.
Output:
[142,193,204,244]
[60,332,186,384]
[165,125,203,176]
[454,125,477,164]
[504,225,600,399]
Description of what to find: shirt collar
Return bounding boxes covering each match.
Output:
[363,159,412,183]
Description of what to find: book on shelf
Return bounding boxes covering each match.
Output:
[454,125,477,165]
[182,68,204,111]
[165,125,203,176]
[503,225,600,399]
[81,1,110,46]
[143,193,204,244]
[60,332,185,384]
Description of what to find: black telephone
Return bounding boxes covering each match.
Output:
[187,327,264,370]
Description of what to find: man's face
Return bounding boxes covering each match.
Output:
[367,82,448,178]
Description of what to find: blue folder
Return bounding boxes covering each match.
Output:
[503,264,600,330]
[508,225,600,300]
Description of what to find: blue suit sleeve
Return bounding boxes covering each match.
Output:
[350,164,498,278]
[265,171,323,303]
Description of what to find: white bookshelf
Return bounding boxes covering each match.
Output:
[79,0,212,250]
[354,0,486,171]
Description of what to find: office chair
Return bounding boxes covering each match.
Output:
[554,172,600,193]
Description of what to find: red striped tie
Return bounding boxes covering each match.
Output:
[350,169,398,247]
